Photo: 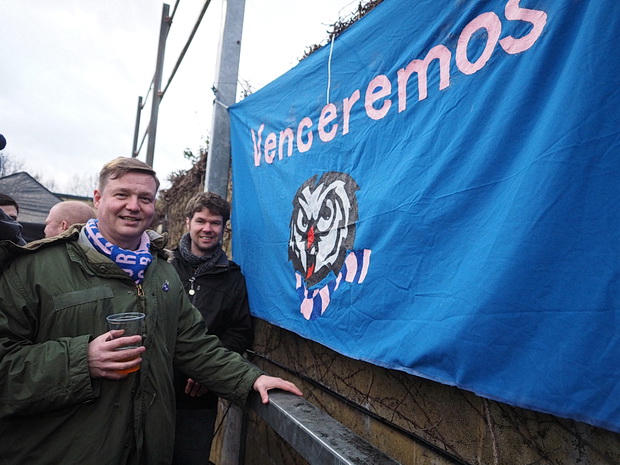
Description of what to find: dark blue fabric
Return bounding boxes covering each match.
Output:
[229,0,620,432]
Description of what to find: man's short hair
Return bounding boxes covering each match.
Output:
[184,192,230,223]
[0,193,19,215]
[98,157,160,192]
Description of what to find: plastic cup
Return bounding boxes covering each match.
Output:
[106,312,145,374]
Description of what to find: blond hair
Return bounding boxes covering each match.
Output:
[98,157,160,192]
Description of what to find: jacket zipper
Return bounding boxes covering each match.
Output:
[136,283,144,297]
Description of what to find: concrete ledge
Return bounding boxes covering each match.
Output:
[249,391,402,465]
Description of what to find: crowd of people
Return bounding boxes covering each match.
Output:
[0,157,302,464]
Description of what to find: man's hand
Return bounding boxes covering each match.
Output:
[252,375,303,404]
[185,378,209,397]
[88,330,145,379]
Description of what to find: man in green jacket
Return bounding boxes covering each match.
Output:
[0,157,302,465]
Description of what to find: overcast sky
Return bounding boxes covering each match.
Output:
[0,0,359,194]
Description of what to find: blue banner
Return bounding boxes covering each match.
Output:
[229,0,620,432]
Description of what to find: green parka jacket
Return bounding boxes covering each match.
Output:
[0,226,262,465]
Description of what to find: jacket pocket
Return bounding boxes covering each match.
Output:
[53,285,114,311]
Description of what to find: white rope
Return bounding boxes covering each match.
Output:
[327,34,335,104]
[214,99,229,109]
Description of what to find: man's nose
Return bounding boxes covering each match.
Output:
[126,196,140,210]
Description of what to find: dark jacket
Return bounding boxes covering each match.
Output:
[0,226,262,465]
[170,247,254,409]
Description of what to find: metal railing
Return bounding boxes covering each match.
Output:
[248,391,401,465]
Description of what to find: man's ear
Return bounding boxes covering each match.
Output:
[61,220,69,232]
[185,217,191,230]
[93,189,102,208]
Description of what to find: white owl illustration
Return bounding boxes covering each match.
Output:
[288,172,359,288]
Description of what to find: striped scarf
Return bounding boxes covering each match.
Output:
[84,218,152,284]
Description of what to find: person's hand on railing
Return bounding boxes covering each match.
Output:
[252,375,303,404]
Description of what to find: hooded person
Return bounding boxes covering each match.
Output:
[0,193,26,245]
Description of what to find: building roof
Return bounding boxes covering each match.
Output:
[0,171,62,241]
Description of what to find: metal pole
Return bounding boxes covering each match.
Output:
[204,0,246,197]
[146,3,171,168]
[131,96,143,157]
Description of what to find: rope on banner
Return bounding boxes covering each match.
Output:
[214,99,229,110]
[327,34,335,104]
[211,85,230,109]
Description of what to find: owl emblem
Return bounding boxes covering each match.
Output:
[288,172,359,288]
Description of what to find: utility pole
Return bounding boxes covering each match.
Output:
[146,3,171,168]
[131,96,143,157]
[204,0,246,197]
[204,7,247,462]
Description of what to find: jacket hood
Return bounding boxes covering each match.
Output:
[0,224,169,272]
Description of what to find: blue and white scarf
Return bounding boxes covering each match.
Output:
[84,218,152,284]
